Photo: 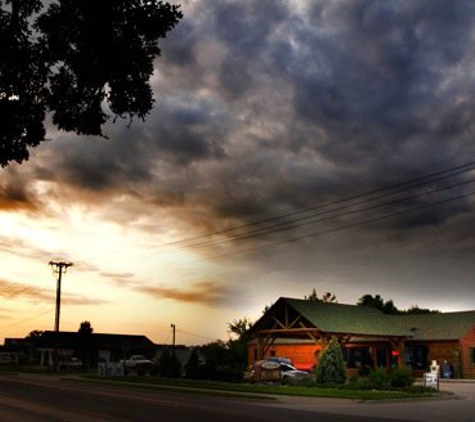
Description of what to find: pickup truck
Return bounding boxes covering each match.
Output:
[121,355,154,370]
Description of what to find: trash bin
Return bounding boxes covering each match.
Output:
[441,362,453,379]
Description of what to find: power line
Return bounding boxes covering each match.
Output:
[176,328,218,342]
[177,176,475,251]
[0,283,37,298]
[0,309,54,329]
[211,188,475,259]
[165,160,475,248]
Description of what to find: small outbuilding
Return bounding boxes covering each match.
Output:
[5,331,156,366]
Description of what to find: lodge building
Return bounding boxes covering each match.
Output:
[248,297,475,378]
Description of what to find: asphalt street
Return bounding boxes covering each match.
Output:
[0,375,471,422]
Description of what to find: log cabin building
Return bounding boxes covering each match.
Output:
[248,297,475,378]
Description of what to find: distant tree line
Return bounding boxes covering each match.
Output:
[356,293,440,315]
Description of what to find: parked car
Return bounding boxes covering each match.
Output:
[121,355,154,368]
[279,363,312,382]
[59,357,82,370]
[120,355,155,375]
[266,356,293,366]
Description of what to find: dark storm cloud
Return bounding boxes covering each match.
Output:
[0,166,39,212]
[212,0,289,98]
[31,95,228,204]
[225,0,475,227]
[285,1,475,170]
[18,0,475,242]
[158,19,197,67]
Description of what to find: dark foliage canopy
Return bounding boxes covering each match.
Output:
[159,348,181,377]
[76,320,94,367]
[357,294,440,315]
[304,289,337,303]
[0,0,182,166]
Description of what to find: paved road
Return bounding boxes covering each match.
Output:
[0,375,470,422]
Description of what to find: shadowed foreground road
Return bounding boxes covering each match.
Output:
[0,374,417,422]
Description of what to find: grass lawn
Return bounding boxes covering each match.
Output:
[73,376,441,401]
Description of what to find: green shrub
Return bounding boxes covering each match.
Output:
[390,366,413,388]
[368,367,390,389]
[315,337,347,385]
[213,366,244,383]
[159,349,182,378]
[185,348,202,379]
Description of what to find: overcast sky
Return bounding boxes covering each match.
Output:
[1,0,475,344]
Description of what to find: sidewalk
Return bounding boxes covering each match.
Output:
[262,380,475,422]
[440,378,475,384]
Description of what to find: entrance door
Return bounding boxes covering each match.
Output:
[376,347,388,369]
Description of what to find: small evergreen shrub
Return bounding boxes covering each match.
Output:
[159,349,182,378]
[348,374,359,385]
[316,337,347,385]
[185,348,202,379]
[390,366,413,388]
[368,367,390,389]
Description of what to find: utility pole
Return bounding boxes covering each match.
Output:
[49,261,72,332]
[171,324,176,348]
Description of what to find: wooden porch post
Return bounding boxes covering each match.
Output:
[257,333,264,360]
[371,346,377,370]
[397,338,405,368]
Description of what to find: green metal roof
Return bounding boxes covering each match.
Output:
[252,298,475,341]
[397,312,475,341]
[283,298,412,337]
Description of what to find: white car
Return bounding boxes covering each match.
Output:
[121,355,154,369]
[279,363,312,381]
[60,357,82,369]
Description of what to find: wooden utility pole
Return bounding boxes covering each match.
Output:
[171,324,176,348]
[49,261,72,332]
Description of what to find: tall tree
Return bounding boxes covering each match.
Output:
[158,348,181,378]
[305,289,337,303]
[184,348,202,379]
[321,291,338,303]
[357,294,439,315]
[76,320,94,368]
[26,330,44,339]
[357,294,399,313]
[0,0,182,166]
[403,305,440,315]
[227,317,253,340]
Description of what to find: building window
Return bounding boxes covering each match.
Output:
[405,345,429,371]
[345,347,373,375]
[471,348,475,365]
